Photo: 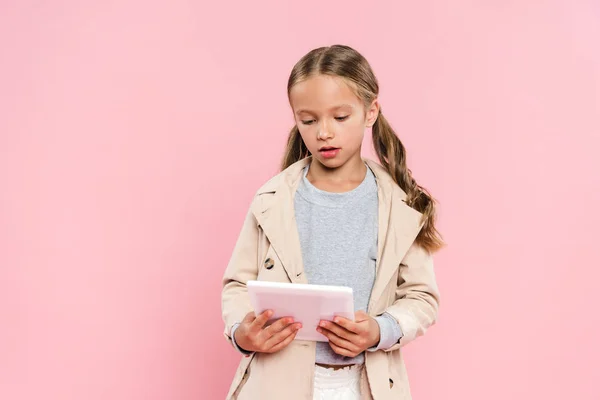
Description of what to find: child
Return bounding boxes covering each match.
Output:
[221,44,443,400]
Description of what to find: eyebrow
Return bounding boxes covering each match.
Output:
[295,104,355,115]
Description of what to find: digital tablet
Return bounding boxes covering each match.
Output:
[247,280,355,342]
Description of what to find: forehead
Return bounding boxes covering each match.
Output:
[289,74,361,113]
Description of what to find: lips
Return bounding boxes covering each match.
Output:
[318,146,341,159]
[319,146,339,152]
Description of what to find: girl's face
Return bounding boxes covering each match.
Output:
[289,74,379,170]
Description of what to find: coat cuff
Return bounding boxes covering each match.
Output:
[367,312,404,352]
[230,323,254,356]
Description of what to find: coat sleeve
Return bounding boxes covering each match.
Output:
[221,208,260,347]
[381,243,440,352]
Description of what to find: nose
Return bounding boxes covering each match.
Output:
[317,120,334,140]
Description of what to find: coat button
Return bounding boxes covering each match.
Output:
[264,258,275,270]
[389,378,394,388]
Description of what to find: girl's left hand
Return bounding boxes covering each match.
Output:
[316,311,381,357]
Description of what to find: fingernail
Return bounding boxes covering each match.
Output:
[319,321,326,327]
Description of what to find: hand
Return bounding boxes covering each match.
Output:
[316,311,380,358]
[234,310,302,354]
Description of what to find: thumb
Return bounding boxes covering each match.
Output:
[354,310,370,322]
[243,311,256,324]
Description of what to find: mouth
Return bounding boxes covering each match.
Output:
[318,146,341,159]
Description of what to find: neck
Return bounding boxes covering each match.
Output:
[306,152,367,192]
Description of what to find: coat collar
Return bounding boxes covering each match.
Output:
[250,157,424,308]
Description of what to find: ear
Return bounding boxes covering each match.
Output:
[365,99,379,128]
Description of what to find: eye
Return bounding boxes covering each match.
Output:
[335,116,349,121]
[301,119,315,125]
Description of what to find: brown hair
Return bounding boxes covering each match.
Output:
[282,45,444,253]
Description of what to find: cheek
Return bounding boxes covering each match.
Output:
[297,127,317,148]
[340,120,366,142]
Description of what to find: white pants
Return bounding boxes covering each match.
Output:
[313,364,362,400]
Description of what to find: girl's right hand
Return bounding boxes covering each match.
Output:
[234,310,302,353]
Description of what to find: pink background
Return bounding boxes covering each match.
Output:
[1,1,599,399]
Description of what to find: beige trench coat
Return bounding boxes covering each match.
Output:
[221,157,440,400]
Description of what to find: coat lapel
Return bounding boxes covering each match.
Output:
[365,160,425,308]
[250,158,310,284]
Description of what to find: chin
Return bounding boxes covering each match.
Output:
[314,155,347,170]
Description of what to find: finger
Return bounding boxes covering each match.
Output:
[265,317,295,334]
[267,329,298,353]
[319,321,355,341]
[265,323,302,349]
[259,318,292,342]
[332,316,362,334]
[329,341,358,358]
[317,327,360,354]
[251,310,273,330]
